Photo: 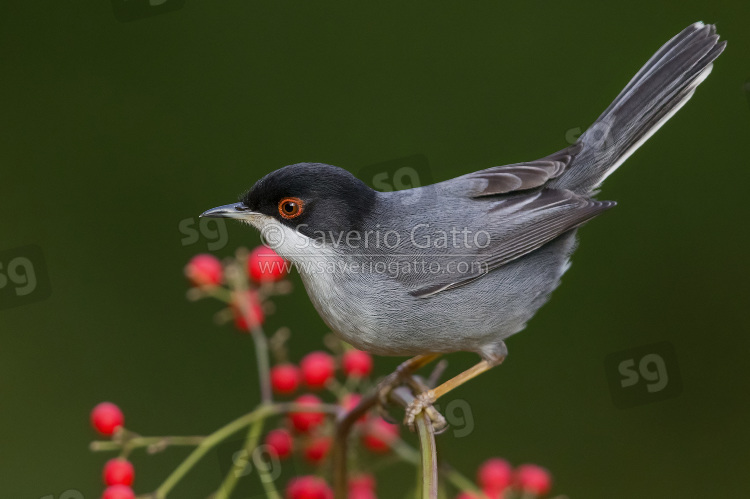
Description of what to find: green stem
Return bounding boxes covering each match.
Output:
[153,405,274,499]
[255,434,282,499]
[391,439,421,464]
[250,325,273,404]
[214,417,266,499]
[150,403,339,499]
[391,432,482,497]
[415,415,438,499]
[90,436,205,453]
[226,251,273,404]
[204,286,235,303]
[200,276,272,404]
[332,391,379,498]
[443,467,486,498]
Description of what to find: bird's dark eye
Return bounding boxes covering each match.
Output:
[278,197,304,219]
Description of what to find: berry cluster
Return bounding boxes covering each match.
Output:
[186,246,287,289]
[88,246,564,499]
[185,246,289,332]
[456,458,552,499]
[263,339,394,494]
[90,403,135,499]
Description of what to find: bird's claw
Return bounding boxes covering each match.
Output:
[375,361,418,422]
[404,391,447,433]
[375,401,399,424]
[377,380,394,407]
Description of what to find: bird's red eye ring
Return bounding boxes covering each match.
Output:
[278,197,304,219]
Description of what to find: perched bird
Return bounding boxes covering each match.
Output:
[203,22,725,425]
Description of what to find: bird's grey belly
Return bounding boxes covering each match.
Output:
[299,232,578,358]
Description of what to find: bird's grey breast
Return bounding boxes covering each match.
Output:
[295,187,580,357]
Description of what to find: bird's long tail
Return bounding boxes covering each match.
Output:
[549,22,726,194]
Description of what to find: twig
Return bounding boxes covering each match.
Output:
[390,387,438,499]
[90,435,205,455]
[227,251,273,404]
[332,357,433,497]
[141,402,339,498]
[332,391,379,497]
[152,405,274,498]
[213,417,266,499]
[417,413,437,498]
[249,324,272,404]
[256,442,282,499]
[439,462,487,498]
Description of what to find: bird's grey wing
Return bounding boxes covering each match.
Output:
[407,188,614,298]
[444,144,582,197]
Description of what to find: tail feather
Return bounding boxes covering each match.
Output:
[549,22,726,194]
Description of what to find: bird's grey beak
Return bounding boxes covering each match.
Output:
[200,203,257,219]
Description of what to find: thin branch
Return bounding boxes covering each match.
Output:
[227,250,273,404]
[332,391,379,497]
[416,415,437,498]
[153,405,275,498]
[249,324,272,404]
[256,445,282,499]
[124,402,340,499]
[390,387,438,499]
[213,417,266,499]
[439,462,487,498]
[332,356,440,498]
[90,436,205,454]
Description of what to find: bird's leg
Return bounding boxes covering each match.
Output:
[404,350,506,430]
[376,354,441,416]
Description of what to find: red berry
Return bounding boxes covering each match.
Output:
[103,458,134,486]
[515,464,552,496]
[265,428,294,459]
[340,393,362,411]
[300,351,335,389]
[348,488,376,499]
[185,254,223,287]
[303,436,332,464]
[91,402,124,436]
[231,290,265,330]
[248,246,287,282]
[361,416,398,453]
[478,458,512,493]
[342,350,373,378]
[289,394,325,433]
[271,364,301,394]
[348,473,376,492]
[101,485,135,499]
[455,493,482,499]
[340,394,367,424]
[286,475,333,499]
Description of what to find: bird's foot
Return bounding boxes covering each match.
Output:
[404,390,447,433]
[374,372,403,423]
[374,360,422,422]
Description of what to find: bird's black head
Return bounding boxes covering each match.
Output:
[207,163,377,239]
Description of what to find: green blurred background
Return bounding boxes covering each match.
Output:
[2,1,749,497]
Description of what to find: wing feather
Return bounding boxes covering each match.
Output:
[459,143,582,197]
[407,190,614,298]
